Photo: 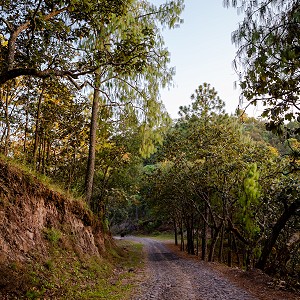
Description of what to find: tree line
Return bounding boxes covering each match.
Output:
[139,83,299,287]
[0,0,184,209]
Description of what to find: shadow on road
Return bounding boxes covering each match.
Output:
[148,252,179,262]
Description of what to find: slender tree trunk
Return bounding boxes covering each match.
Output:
[46,140,50,175]
[180,219,184,251]
[173,218,178,246]
[186,214,195,255]
[24,101,29,154]
[233,234,240,266]
[196,221,200,256]
[228,232,232,267]
[85,71,101,206]
[68,144,76,190]
[208,225,222,262]
[256,199,299,270]
[218,225,224,262]
[4,93,10,155]
[33,82,45,169]
[201,204,208,260]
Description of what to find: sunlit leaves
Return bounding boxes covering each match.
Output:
[227,0,300,135]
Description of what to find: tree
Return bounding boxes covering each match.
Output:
[0,78,27,155]
[256,176,300,270]
[179,82,225,120]
[224,0,300,133]
[82,0,184,205]
[225,1,300,274]
[0,0,132,85]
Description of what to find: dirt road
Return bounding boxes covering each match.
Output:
[127,236,257,300]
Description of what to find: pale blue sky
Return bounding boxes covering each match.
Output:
[151,0,259,118]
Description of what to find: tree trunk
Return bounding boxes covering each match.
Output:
[85,71,101,206]
[33,82,45,169]
[209,225,222,262]
[173,218,178,246]
[228,232,232,267]
[201,204,208,260]
[196,222,200,256]
[180,219,184,251]
[24,100,29,153]
[256,199,299,270]
[186,214,195,255]
[233,234,240,267]
[4,93,10,156]
[218,225,224,262]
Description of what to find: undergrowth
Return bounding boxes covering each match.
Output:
[0,154,85,203]
[0,240,144,300]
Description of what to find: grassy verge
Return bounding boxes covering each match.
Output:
[0,240,144,300]
[145,232,176,242]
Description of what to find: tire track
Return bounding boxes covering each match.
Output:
[127,237,257,300]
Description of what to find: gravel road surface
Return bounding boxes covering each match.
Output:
[127,236,258,300]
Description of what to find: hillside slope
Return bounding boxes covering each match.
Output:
[0,159,145,299]
[0,158,105,262]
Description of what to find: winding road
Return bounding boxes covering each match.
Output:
[127,236,258,300]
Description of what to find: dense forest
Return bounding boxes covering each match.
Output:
[0,0,299,291]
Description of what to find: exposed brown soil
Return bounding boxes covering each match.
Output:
[0,158,105,263]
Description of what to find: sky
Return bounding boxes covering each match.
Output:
[151,0,259,119]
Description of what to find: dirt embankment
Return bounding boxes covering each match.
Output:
[0,159,105,263]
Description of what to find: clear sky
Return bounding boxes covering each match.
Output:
[151,0,255,119]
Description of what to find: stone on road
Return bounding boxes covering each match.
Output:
[127,237,257,300]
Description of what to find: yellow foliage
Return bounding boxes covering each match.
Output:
[121,152,130,162]
[288,138,300,151]
[0,34,8,47]
[267,146,279,157]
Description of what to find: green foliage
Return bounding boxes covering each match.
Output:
[139,82,299,280]
[0,0,134,84]
[226,0,300,134]
[239,163,261,237]
[179,82,226,120]
[0,0,184,210]
[43,228,62,245]
[5,240,144,300]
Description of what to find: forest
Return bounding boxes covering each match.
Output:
[0,0,299,293]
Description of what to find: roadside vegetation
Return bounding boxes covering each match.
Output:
[0,239,143,300]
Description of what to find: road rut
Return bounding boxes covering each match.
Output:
[127,237,257,300]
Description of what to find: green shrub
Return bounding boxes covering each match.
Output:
[43,228,62,245]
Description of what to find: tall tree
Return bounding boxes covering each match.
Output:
[0,0,132,85]
[82,0,184,205]
[224,0,300,133]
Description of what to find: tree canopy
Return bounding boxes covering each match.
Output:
[224,0,300,133]
[0,0,184,86]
